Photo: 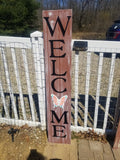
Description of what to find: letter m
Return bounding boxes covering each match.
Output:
[51,110,68,124]
[43,16,71,36]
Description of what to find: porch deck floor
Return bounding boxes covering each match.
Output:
[43,139,120,160]
[78,139,115,160]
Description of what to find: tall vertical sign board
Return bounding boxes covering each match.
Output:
[43,9,72,143]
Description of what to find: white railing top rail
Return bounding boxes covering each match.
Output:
[72,39,120,53]
[0,32,43,48]
[0,35,30,44]
[0,35,120,52]
[0,36,31,48]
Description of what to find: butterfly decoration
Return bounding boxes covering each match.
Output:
[51,94,68,109]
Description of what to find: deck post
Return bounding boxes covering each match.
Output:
[30,31,46,130]
[113,88,120,149]
[113,118,120,149]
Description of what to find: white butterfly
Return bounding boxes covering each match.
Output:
[51,94,68,109]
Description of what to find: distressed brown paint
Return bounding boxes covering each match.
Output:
[42,9,72,143]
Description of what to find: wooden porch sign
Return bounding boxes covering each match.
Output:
[42,9,72,143]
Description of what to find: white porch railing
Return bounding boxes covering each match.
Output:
[0,31,46,129]
[0,32,120,134]
[71,39,120,134]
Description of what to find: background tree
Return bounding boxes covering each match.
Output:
[0,0,39,36]
[0,0,120,37]
[38,0,120,37]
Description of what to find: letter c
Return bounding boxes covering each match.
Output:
[51,77,67,93]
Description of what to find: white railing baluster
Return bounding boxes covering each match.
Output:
[74,51,79,127]
[103,53,116,131]
[0,47,18,119]
[38,40,46,111]
[84,52,91,128]
[94,52,103,129]
[11,47,27,120]
[32,41,43,121]
[0,79,9,118]
[22,48,35,122]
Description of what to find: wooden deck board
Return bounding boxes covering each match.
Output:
[78,139,117,160]
[112,148,120,160]
[103,142,114,160]
[78,139,94,160]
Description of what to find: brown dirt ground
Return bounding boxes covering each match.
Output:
[0,124,47,160]
[0,123,109,160]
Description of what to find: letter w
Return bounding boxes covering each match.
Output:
[44,16,71,36]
